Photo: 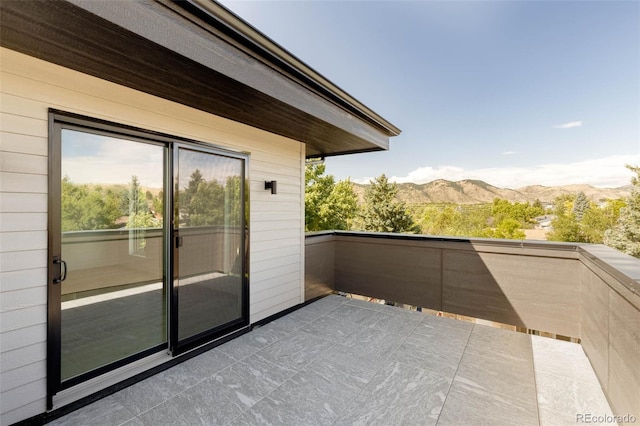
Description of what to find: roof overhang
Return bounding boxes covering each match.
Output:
[0,0,401,158]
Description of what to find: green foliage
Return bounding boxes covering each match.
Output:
[61,177,125,231]
[547,213,584,242]
[491,198,544,227]
[179,169,225,226]
[604,165,640,257]
[61,175,165,232]
[420,204,491,237]
[305,164,358,231]
[358,174,419,233]
[484,218,526,240]
[548,193,624,244]
[418,199,542,240]
[572,191,590,221]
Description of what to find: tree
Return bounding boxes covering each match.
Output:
[572,191,590,221]
[485,218,526,240]
[547,193,586,242]
[359,174,419,233]
[581,199,625,244]
[604,165,640,257]
[61,177,124,231]
[305,164,358,231]
[548,191,624,244]
[179,169,225,226]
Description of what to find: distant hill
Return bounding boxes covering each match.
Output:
[353,179,630,205]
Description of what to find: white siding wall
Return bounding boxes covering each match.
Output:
[0,47,304,425]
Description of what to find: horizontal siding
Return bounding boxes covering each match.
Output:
[0,324,46,352]
[0,132,48,156]
[1,46,304,421]
[0,378,46,421]
[0,268,47,292]
[0,231,47,252]
[0,286,47,314]
[0,193,47,213]
[0,213,47,232]
[1,399,46,426]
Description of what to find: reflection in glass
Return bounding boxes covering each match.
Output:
[176,148,244,341]
[60,130,166,381]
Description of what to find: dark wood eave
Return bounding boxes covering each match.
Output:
[0,0,401,158]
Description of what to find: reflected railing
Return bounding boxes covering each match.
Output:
[61,226,242,298]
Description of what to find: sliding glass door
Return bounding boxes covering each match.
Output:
[173,147,246,350]
[48,112,248,398]
[57,129,167,385]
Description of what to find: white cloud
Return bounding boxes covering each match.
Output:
[553,121,583,129]
[380,155,640,189]
[501,151,518,155]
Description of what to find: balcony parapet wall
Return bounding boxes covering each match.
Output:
[305,231,640,420]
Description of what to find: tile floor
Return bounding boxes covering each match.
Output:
[49,295,614,425]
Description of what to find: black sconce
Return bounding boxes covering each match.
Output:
[264,180,277,194]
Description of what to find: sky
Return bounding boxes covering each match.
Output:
[219,0,640,189]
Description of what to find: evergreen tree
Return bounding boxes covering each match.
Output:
[572,191,590,221]
[359,174,419,233]
[604,165,640,257]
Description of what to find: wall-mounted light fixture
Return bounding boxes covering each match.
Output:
[264,180,277,194]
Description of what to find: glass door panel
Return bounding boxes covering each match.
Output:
[175,147,245,343]
[60,129,166,382]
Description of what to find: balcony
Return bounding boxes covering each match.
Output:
[48,232,639,425]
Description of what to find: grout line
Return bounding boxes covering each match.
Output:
[434,323,475,426]
[530,335,543,426]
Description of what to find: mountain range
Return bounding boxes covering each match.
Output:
[353,179,631,205]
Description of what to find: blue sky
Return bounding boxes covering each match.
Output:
[219,0,640,188]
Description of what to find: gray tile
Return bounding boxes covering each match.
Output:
[538,406,591,426]
[300,294,348,317]
[531,335,600,385]
[114,362,209,416]
[179,348,236,380]
[48,395,135,426]
[229,394,332,426]
[121,417,146,426]
[309,342,381,388]
[344,297,388,312]
[212,354,295,409]
[217,323,288,360]
[421,313,474,333]
[254,331,334,372]
[390,328,469,377]
[365,311,422,337]
[535,370,613,419]
[300,315,361,344]
[342,325,406,362]
[265,314,305,334]
[465,324,532,360]
[455,344,536,407]
[272,369,361,422]
[437,377,539,426]
[335,361,451,426]
[138,376,244,426]
[326,303,377,326]
[414,316,473,343]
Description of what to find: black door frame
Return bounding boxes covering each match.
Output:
[47,110,249,407]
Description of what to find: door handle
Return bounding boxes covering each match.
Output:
[175,235,183,248]
[53,256,67,284]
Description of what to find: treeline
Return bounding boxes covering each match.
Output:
[62,170,242,232]
[306,164,640,258]
[62,176,160,232]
